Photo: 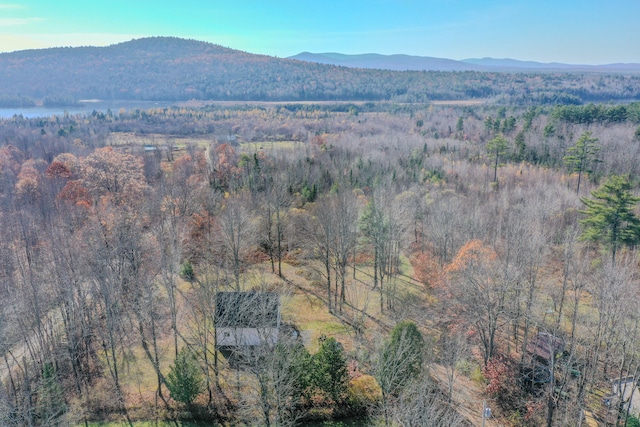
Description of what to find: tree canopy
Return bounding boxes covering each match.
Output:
[310,336,349,404]
[563,131,600,194]
[486,134,509,183]
[580,175,640,262]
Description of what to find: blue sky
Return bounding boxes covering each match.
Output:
[0,0,638,64]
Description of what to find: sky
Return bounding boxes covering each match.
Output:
[0,0,639,64]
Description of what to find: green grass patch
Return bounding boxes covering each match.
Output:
[303,320,350,335]
[303,320,352,353]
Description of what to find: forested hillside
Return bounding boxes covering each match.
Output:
[2,100,640,426]
[2,37,640,105]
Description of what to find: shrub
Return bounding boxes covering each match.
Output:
[347,374,382,411]
[36,362,66,422]
[628,415,640,427]
[483,355,522,412]
[179,260,195,281]
[455,359,479,378]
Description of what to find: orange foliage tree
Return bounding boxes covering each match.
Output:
[210,143,240,190]
[57,180,93,209]
[45,161,73,179]
[443,239,507,366]
[409,250,442,288]
[15,159,47,203]
[0,145,25,178]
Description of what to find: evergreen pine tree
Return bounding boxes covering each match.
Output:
[580,175,640,262]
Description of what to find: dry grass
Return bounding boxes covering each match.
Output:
[430,99,486,106]
[240,140,304,153]
[106,132,213,148]
[277,262,357,351]
[175,100,374,108]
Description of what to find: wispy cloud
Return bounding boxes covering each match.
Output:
[0,17,45,26]
[0,4,25,9]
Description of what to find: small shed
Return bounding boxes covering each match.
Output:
[215,292,280,361]
[526,332,565,365]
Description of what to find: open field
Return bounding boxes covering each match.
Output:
[106,132,214,147]
[430,100,486,106]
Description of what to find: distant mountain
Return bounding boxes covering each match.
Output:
[289,52,640,73]
[0,37,484,103]
[288,52,481,72]
[1,37,640,105]
[462,57,640,72]
[462,57,581,70]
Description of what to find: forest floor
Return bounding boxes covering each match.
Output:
[430,364,506,427]
[0,308,61,386]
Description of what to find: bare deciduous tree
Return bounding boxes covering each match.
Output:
[218,194,255,290]
[390,376,466,427]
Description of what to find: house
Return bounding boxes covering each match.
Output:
[603,377,640,420]
[525,332,565,365]
[215,292,281,363]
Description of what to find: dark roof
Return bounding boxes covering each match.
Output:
[215,292,280,328]
[526,332,565,362]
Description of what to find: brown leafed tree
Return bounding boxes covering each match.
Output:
[80,146,149,205]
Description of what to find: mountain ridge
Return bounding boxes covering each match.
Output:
[289,52,640,73]
[289,52,481,71]
[2,36,640,105]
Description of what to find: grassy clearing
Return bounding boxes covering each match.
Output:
[278,263,357,351]
[240,140,304,152]
[106,132,213,148]
[80,256,424,424]
[105,132,305,157]
[430,100,486,106]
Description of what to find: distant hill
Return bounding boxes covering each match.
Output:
[462,57,581,70]
[289,52,640,73]
[288,52,481,72]
[2,37,640,104]
[462,57,640,72]
[0,37,478,103]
